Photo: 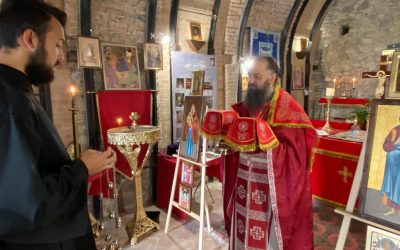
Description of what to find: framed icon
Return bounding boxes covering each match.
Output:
[144,43,163,70]
[190,22,202,41]
[178,96,206,162]
[77,36,102,69]
[179,184,192,212]
[181,162,194,187]
[191,71,205,95]
[101,42,141,90]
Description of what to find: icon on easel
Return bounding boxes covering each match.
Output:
[179,184,192,212]
[181,162,194,187]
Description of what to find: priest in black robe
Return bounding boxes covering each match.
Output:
[0,1,117,249]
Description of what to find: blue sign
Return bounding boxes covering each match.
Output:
[250,27,280,65]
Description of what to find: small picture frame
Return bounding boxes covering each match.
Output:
[292,65,305,90]
[191,71,205,95]
[181,162,194,187]
[175,93,185,107]
[185,78,192,89]
[365,226,400,249]
[179,184,192,212]
[144,43,163,70]
[77,36,102,69]
[386,51,400,99]
[190,22,202,41]
[176,78,184,89]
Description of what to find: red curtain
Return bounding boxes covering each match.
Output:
[88,90,152,198]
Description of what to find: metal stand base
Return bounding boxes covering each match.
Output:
[126,217,160,245]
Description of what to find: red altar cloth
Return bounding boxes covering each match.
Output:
[156,152,224,220]
[311,136,362,206]
[318,98,369,106]
[88,90,152,198]
[311,119,353,131]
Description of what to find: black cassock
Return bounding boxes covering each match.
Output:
[0,64,96,250]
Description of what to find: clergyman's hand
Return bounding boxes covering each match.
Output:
[80,147,117,175]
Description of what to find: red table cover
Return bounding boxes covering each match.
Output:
[311,136,362,206]
[318,98,369,106]
[311,119,353,131]
[156,152,224,220]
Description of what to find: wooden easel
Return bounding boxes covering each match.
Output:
[164,136,211,250]
[335,136,400,249]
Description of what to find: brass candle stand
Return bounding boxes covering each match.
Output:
[68,91,79,159]
[322,97,332,132]
[107,113,161,245]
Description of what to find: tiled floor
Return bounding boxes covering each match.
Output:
[96,181,366,250]
[97,181,227,250]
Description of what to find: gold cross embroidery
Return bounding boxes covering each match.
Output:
[337,166,353,183]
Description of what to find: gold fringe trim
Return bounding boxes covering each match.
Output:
[259,138,279,151]
[199,130,224,141]
[224,138,257,152]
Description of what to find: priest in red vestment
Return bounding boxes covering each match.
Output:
[223,56,317,250]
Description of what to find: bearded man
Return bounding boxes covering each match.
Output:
[0,1,116,249]
[224,56,317,249]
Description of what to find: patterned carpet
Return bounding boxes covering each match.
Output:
[209,199,367,250]
[313,199,366,250]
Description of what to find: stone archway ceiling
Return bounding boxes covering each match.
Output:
[179,0,215,12]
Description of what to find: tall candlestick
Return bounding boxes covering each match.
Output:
[322,97,332,132]
[352,77,356,88]
[69,85,79,159]
[333,78,337,88]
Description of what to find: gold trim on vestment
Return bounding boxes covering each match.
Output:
[267,81,281,126]
[259,138,279,151]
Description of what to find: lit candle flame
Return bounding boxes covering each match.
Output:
[69,86,76,97]
[352,77,356,88]
[117,118,122,127]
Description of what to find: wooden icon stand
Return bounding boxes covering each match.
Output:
[164,136,211,250]
[335,137,400,249]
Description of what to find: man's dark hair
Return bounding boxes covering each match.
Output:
[257,56,280,77]
[0,0,67,49]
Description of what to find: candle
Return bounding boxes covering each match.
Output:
[117,117,122,127]
[326,87,335,98]
[69,85,76,97]
[333,78,337,88]
[352,77,356,88]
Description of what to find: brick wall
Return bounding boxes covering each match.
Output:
[155,0,172,149]
[222,0,294,108]
[247,0,294,33]
[312,0,400,118]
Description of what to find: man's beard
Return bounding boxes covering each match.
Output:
[245,81,274,114]
[25,43,56,86]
